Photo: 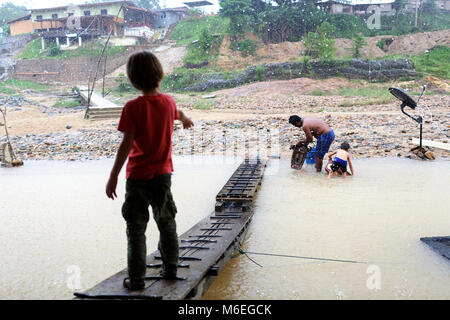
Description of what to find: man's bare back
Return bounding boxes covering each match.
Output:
[302,118,332,141]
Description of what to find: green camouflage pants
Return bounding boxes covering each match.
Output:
[122,173,179,282]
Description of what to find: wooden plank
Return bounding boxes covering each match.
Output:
[75,159,266,300]
[16,72,59,75]
[411,138,450,151]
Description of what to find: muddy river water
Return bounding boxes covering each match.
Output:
[0,156,449,299]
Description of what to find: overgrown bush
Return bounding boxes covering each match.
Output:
[229,39,256,56]
[47,43,62,57]
[115,74,135,93]
[303,22,337,61]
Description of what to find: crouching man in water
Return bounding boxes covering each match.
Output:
[288,115,335,172]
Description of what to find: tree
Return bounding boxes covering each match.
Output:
[219,0,254,39]
[303,22,337,60]
[0,2,29,33]
[256,1,327,43]
[351,32,367,58]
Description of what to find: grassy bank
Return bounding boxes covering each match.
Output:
[170,16,230,66]
[379,45,450,79]
[0,79,50,94]
[16,38,126,60]
[170,16,230,46]
[411,45,450,79]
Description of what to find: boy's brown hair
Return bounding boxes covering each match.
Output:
[126,51,164,92]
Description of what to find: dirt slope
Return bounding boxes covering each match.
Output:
[215,29,450,71]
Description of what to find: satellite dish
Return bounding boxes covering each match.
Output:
[388,87,416,109]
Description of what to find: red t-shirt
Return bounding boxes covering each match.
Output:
[118,94,179,180]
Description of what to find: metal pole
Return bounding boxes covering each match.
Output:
[420,121,423,150]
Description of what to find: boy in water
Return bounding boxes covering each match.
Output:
[326,142,354,179]
[106,51,194,290]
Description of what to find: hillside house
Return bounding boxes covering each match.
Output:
[317,0,450,15]
[317,0,396,16]
[6,1,187,45]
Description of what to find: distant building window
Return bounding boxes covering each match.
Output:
[101,9,108,15]
[36,15,43,21]
[84,11,91,16]
[52,14,58,19]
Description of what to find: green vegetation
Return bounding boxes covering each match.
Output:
[375,45,450,79]
[350,33,367,59]
[215,0,450,43]
[333,85,394,100]
[53,99,81,108]
[411,45,450,79]
[229,39,257,56]
[162,66,228,92]
[194,100,215,110]
[0,79,49,94]
[0,2,29,37]
[170,16,229,46]
[170,16,229,65]
[310,89,330,96]
[303,22,337,61]
[115,73,137,93]
[327,14,369,39]
[376,38,394,52]
[16,38,126,60]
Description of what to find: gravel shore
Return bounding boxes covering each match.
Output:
[1,81,449,162]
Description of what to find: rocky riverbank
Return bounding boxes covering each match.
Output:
[1,77,448,163]
[3,112,449,162]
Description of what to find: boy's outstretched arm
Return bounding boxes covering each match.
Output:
[106,132,134,200]
[328,150,337,160]
[178,110,194,129]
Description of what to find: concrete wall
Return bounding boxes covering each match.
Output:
[12,46,141,84]
[152,11,183,28]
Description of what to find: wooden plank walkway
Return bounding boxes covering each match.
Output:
[411,138,450,151]
[78,86,123,120]
[74,158,266,300]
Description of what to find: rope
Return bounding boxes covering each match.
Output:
[237,248,384,267]
[238,248,263,268]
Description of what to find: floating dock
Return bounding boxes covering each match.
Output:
[74,158,266,300]
[420,236,450,261]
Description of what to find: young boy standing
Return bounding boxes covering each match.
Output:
[106,51,194,290]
